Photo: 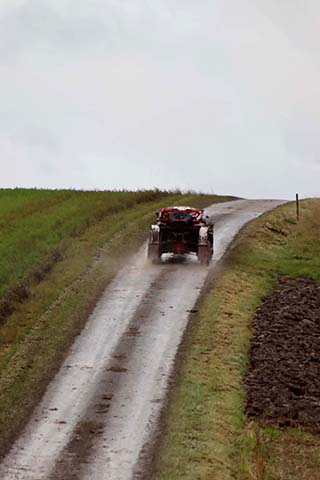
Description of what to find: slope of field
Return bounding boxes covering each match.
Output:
[152,199,320,480]
[0,188,172,319]
[0,188,232,457]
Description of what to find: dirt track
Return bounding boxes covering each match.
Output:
[0,199,284,480]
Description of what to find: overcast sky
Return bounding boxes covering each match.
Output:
[0,1,319,198]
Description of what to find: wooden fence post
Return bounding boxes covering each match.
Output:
[296,193,300,221]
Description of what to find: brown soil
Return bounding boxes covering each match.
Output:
[245,276,320,431]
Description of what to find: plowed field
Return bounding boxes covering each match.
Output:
[246,276,320,431]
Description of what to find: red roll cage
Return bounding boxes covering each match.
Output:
[157,207,204,224]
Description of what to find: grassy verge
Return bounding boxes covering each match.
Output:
[152,199,320,480]
[0,189,232,456]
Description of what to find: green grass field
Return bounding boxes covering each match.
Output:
[0,188,232,456]
[0,188,171,302]
[153,199,320,480]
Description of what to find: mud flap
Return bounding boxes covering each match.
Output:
[148,225,161,263]
[147,244,161,263]
[198,226,213,265]
[197,245,212,265]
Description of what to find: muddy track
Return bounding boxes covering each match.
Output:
[0,199,284,480]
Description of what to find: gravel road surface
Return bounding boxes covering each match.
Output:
[0,199,285,480]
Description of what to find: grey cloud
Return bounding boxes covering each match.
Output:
[0,0,319,198]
